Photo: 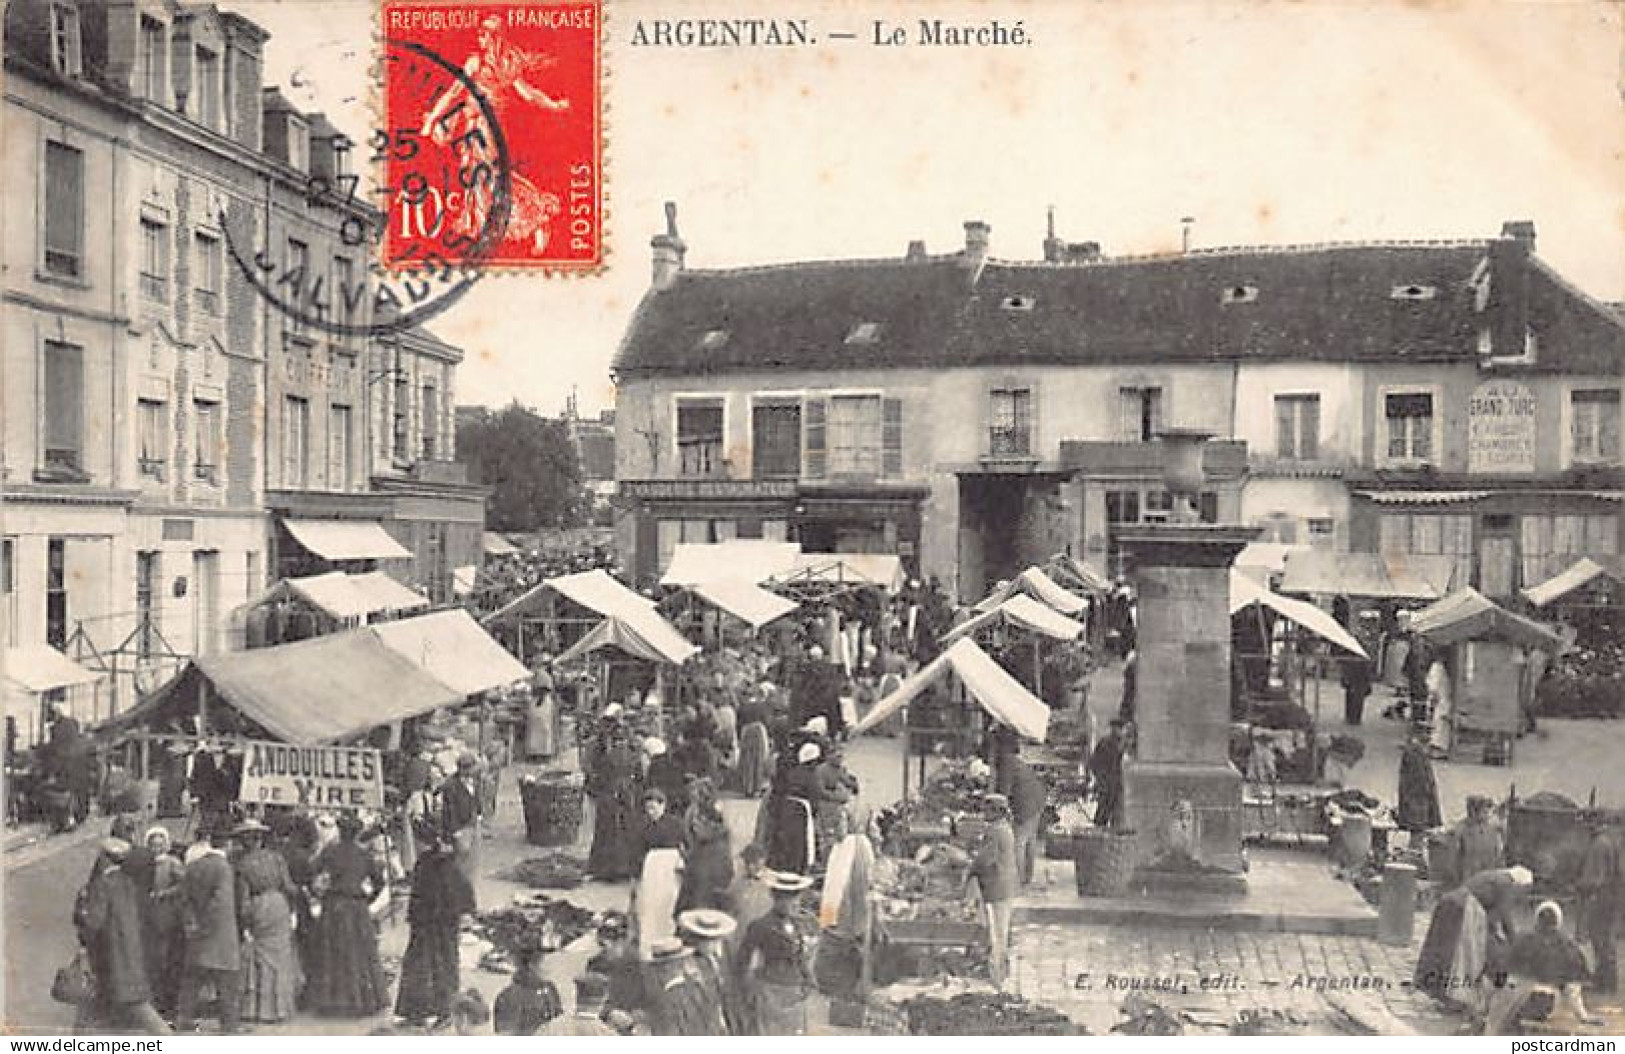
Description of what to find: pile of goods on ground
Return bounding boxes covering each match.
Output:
[871,843,979,924]
[898,991,1084,1036]
[498,852,589,889]
[471,894,598,967]
[876,761,995,852]
[1538,639,1625,719]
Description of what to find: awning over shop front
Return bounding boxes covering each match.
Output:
[268,571,428,622]
[484,568,655,625]
[1357,491,1492,506]
[1279,550,1455,600]
[554,608,699,667]
[483,532,520,557]
[371,609,529,696]
[852,638,1050,741]
[1229,572,1367,658]
[661,541,803,587]
[975,567,1089,616]
[689,580,799,630]
[1410,588,1564,651]
[4,644,105,695]
[453,565,479,597]
[1523,558,1625,608]
[943,593,1085,646]
[99,632,464,745]
[284,519,412,561]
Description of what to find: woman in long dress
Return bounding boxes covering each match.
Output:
[394,828,476,1026]
[1427,656,1454,756]
[235,820,302,1023]
[678,778,733,913]
[586,722,642,881]
[736,700,772,799]
[632,788,686,960]
[309,813,388,1017]
[143,827,186,1015]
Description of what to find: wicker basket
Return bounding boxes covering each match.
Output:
[1074,828,1137,897]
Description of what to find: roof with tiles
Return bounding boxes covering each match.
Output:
[614,237,1625,377]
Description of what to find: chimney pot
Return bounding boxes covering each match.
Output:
[905,240,927,263]
[1500,220,1536,253]
[962,220,990,274]
[651,201,687,290]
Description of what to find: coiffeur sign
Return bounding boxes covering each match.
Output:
[239,739,384,809]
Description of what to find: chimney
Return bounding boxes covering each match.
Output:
[651,201,687,291]
[221,12,269,151]
[1500,220,1536,254]
[1042,206,1064,263]
[962,220,991,276]
[904,240,927,264]
[1063,241,1102,265]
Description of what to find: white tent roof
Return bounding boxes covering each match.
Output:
[350,571,431,613]
[283,519,411,561]
[1229,571,1368,658]
[554,608,699,667]
[1280,550,1454,600]
[942,593,1085,646]
[3,644,104,695]
[370,609,530,696]
[269,571,428,621]
[485,568,654,625]
[975,567,1089,616]
[1523,558,1623,608]
[851,638,1050,741]
[661,541,803,587]
[452,565,478,597]
[1235,542,1311,575]
[770,553,905,594]
[483,532,520,556]
[690,580,799,630]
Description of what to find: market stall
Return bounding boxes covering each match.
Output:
[5,644,109,825]
[250,570,430,642]
[768,552,907,600]
[662,578,800,646]
[1523,558,1623,718]
[942,593,1084,702]
[551,603,699,711]
[659,540,803,588]
[973,566,1089,617]
[1409,588,1564,765]
[1279,550,1457,602]
[482,567,656,662]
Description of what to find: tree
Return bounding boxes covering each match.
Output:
[456,403,587,531]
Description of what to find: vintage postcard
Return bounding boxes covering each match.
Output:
[4,0,1623,1040]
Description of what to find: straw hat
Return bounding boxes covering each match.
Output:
[797,742,822,764]
[644,737,667,757]
[648,936,691,961]
[100,837,132,860]
[765,870,814,893]
[677,909,738,940]
[233,818,271,838]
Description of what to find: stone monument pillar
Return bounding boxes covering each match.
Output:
[1119,430,1258,889]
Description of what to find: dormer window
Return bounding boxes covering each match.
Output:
[1220,285,1258,305]
[286,115,309,171]
[138,17,167,102]
[195,46,222,129]
[50,2,82,76]
[695,329,729,351]
[1000,295,1036,312]
[844,321,882,345]
[1391,284,1437,301]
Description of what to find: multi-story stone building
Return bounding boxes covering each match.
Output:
[2,0,482,719]
[612,210,1623,601]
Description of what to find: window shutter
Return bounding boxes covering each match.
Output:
[1302,398,1320,460]
[1118,389,1136,442]
[882,397,903,477]
[804,397,827,479]
[1274,399,1293,458]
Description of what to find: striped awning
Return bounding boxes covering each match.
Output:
[1357,491,1491,506]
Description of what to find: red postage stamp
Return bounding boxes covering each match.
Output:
[379,0,602,272]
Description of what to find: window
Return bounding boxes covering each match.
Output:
[1000,295,1036,311]
[1,539,11,596]
[392,369,410,461]
[49,2,81,75]
[989,387,1032,456]
[138,17,165,101]
[195,46,221,128]
[287,117,309,171]
[1118,386,1163,443]
[1307,518,1336,548]
[1380,513,1473,592]
[283,395,309,488]
[1274,393,1320,460]
[137,399,167,478]
[1521,514,1619,589]
[333,256,356,317]
[286,237,308,281]
[139,218,169,301]
[43,142,84,278]
[42,341,84,474]
[1572,389,1620,465]
[420,383,438,459]
[752,400,801,479]
[676,398,725,477]
[193,399,219,482]
[828,394,883,475]
[46,539,67,649]
[329,404,353,489]
[1220,285,1258,305]
[1384,391,1434,462]
[1391,284,1437,301]
[135,551,159,659]
[193,232,221,314]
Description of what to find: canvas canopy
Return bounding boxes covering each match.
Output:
[1523,558,1624,608]
[554,608,699,667]
[770,553,906,594]
[975,567,1089,616]
[371,609,529,696]
[483,532,520,557]
[1410,588,1564,651]
[267,572,429,622]
[851,637,1050,741]
[1280,550,1454,600]
[689,580,799,630]
[943,593,1085,646]
[283,519,411,561]
[485,568,655,625]
[1229,572,1368,658]
[1235,542,1311,577]
[98,632,464,745]
[4,644,104,695]
[1045,553,1110,594]
[660,541,803,587]
[452,565,478,597]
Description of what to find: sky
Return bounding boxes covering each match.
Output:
[235,0,1625,416]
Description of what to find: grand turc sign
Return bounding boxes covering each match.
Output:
[239,739,385,809]
[1467,380,1537,474]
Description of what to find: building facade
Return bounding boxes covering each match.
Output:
[3,0,482,719]
[612,212,1623,601]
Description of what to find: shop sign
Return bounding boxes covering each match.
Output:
[1467,380,1536,474]
[238,739,384,809]
[620,478,797,501]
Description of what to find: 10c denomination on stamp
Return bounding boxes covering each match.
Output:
[381,0,603,272]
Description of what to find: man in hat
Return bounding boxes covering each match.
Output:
[643,935,726,1035]
[492,943,562,1035]
[971,794,1020,987]
[735,871,816,1035]
[540,974,617,1036]
[75,837,171,1033]
[1577,816,1625,999]
[175,826,242,1034]
[441,754,482,852]
[1088,720,1128,831]
[586,912,644,1028]
[679,909,742,1033]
